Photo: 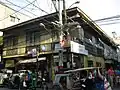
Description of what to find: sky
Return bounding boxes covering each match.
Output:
[1,0,120,38]
[67,0,120,38]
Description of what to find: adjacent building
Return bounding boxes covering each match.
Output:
[1,7,118,80]
[0,1,30,29]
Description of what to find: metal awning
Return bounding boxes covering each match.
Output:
[18,57,46,64]
[105,60,113,64]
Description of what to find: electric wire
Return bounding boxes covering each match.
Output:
[2,0,120,50]
[94,15,120,22]
[3,14,120,50]
[25,0,60,23]
[99,22,120,26]
[0,0,37,21]
[2,0,120,26]
[3,0,120,26]
[4,0,37,16]
[0,0,32,18]
[25,0,49,14]
[3,18,120,52]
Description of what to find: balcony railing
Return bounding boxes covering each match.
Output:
[3,47,26,56]
[3,43,53,57]
[5,48,18,56]
[84,38,104,56]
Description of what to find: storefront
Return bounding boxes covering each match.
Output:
[5,60,15,72]
[70,41,88,68]
[86,55,105,68]
[14,57,48,74]
[105,60,114,70]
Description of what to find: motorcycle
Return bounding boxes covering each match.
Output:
[37,76,42,88]
[3,77,20,89]
[80,78,86,90]
[41,78,48,90]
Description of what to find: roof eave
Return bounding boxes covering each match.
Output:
[76,8,116,47]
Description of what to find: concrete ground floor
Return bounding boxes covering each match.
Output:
[3,51,117,82]
[0,86,120,90]
[84,55,105,68]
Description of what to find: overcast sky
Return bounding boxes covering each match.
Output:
[1,0,120,38]
[67,0,120,38]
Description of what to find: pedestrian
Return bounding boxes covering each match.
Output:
[31,69,37,90]
[97,68,112,90]
[107,67,114,88]
[94,68,105,90]
[14,75,20,88]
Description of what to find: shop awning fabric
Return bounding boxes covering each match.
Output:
[18,57,46,64]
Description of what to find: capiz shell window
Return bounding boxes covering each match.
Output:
[40,43,51,51]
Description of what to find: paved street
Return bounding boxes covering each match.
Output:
[113,86,120,90]
[0,88,46,90]
[0,87,119,90]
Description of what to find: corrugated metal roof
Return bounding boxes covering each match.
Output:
[1,7,117,47]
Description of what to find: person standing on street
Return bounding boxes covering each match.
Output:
[107,67,114,88]
[31,70,37,90]
[97,68,112,90]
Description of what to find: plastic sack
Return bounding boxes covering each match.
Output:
[104,78,112,90]
[23,81,27,87]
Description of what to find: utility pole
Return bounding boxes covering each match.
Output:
[53,0,69,70]
[52,0,58,12]
[63,0,67,24]
[58,0,69,69]
[58,0,63,25]
[58,0,63,68]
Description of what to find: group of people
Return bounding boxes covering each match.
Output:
[0,70,38,90]
[22,70,37,90]
[0,69,50,89]
[78,67,116,90]
[22,69,49,90]
[89,67,119,90]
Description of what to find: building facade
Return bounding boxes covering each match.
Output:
[0,1,30,29]
[1,7,118,80]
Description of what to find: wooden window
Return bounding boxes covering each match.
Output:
[40,43,51,52]
[34,32,40,44]
[10,15,15,22]
[88,61,93,67]
[26,32,34,45]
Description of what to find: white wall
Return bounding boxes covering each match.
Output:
[0,3,30,29]
[117,48,120,62]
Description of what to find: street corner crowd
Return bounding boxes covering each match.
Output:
[87,67,120,90]
[107,67,120,88]
[56,67,120,90]
[0,67,120,90]
[0,69,50,90]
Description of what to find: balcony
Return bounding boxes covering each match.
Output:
[3,47,26,57]
[84,38,104,56]
[97,48,104,57]
[3,43,53,58]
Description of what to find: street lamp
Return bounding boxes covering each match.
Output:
[68,1,80,9]
[39,23,50,33]
[39,23,54,81]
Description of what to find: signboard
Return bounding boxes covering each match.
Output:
[0,56,1,62]
[5,60,14,67]
[60,34,71,48]
[27,48,37,57]
[18,57,46,64]
[70,41,88,55]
